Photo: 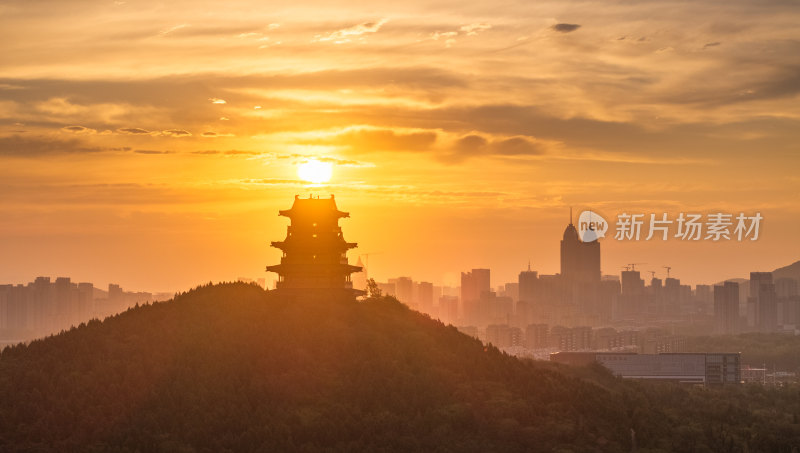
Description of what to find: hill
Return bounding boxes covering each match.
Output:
[774,260,800,281]
[1,282,799,452]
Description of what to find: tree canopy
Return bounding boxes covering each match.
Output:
[0,282,798,452]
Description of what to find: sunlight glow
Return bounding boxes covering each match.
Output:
[298,159,333,184]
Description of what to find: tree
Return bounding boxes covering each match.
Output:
[366,278,382,298]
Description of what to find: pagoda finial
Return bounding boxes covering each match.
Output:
[569,206,573,225]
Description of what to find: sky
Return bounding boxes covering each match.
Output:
[1,0,799,292]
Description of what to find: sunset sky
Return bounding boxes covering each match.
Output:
[1,0,799,292]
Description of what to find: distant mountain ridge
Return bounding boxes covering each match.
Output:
[773,260,800,281]
[0,282,798,452]
[713,259,799,287]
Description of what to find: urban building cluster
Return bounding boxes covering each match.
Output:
[0,277,156,344]
[363,216,800,341]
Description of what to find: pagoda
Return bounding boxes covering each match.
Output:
[267,195,365,300]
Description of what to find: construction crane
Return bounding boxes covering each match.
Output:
[648,270,656,280]
[625,263,647,272]
[663,266,672,278]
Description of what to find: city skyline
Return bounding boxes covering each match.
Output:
[0,204,796,293]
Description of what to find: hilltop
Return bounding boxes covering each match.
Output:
[1,282,798,452]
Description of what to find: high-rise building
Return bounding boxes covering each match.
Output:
[750,272,777,332]
[619,270,644,317]
[518,264,538,303]
[417,281,434,313]
[775,278,798,298]
[560,213,601,284]
[714,281,739,334]
[77,282,93,323]
[695,284,713,314]
[390,277,414,305]
[663,277,682,316]
[438,295,459,325]
[775,278,799,327]
[377,282,396,297]
[461,269,490,307]
[267,195,364,300]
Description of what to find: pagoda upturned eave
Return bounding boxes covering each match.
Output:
[266,263,362,274]
[271,240,357,250]
[278,208,349,218]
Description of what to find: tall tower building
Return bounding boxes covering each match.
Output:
[714,281,740,334]
[749,272,777,332]
[560,210,601,283]
[461,269,490,325]
[518,262,538,303]
[267,195,364,300]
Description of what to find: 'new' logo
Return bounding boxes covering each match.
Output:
[578,210,608,242]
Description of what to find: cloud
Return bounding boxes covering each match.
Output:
[61,125,96,134]
[238,178,305,186]
[190,149,261,156]
[118,127,150,134]
[313,19,388,43]
[459,24,492,36]
[659,65,800,106]
[209,98,226,104]
[134,149,173,155]
[703,42,722,49]
[315,156,374,168]
[491,136,546,155]
[159,24,190,36]
[0,135,102,156]
[446,134,545,162]
[431,31,458,47]
[552,23,581,33]
[161,129,191,137]
[454,134,488,155]
[200,131,234,137]
[323,128,437,153]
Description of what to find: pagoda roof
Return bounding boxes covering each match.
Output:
[279,195,349,218]
[266,262,362,274]
[271,240,357,251]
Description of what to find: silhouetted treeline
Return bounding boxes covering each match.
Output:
[0,282,799,452]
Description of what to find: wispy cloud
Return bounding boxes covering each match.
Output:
[159,24,190,36]
[313,19,388,44]
[118,127,150,134]
[161,129,192,137]
[459,23,492,36]
[61,125,96,134]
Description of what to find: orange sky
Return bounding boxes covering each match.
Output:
[1,0,799,292]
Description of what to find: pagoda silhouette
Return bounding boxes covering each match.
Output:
[267,195,365,299]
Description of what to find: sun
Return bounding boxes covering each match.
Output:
[298,159,333,184]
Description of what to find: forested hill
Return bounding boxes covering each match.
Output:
[1,283,799,452]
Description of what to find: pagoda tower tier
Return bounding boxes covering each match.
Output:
[267,195,365,299]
